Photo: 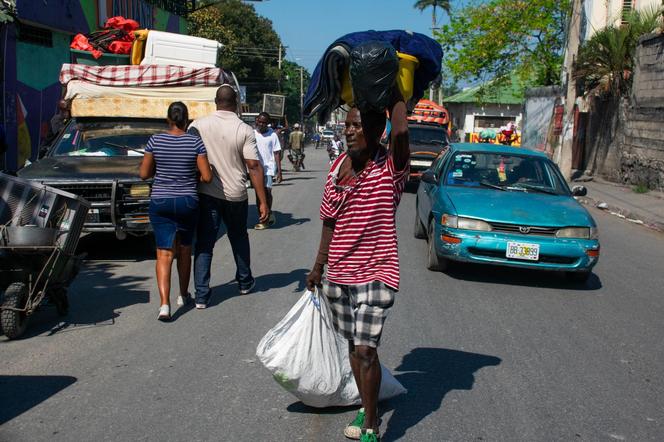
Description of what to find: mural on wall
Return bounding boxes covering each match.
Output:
[1,0,188,171]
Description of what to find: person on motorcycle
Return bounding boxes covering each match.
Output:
[328,134,342,163]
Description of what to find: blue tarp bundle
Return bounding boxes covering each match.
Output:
[304,30,443,124]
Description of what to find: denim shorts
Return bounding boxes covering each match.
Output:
[149,196,199,249]
[264,175,273,189]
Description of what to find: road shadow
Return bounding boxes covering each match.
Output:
[404,180,420,194]
[280,175,319,182]
[0,375,77,425]
[247,207,310,229]
[381,347,502,441]
[77,232,155,261]
[286,402,354,415]
[444,262,603,291]
[5,261,150,339]
[207,268,308,307]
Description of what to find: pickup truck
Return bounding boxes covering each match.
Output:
[408,123,450,180]
[18,117,160,239]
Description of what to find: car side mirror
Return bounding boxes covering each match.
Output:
[421,169,438,184]
[572,185,587,197]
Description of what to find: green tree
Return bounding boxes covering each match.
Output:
[280,60,311,125]
[413,0,451,34]
[574,6,663,97]
[437,0,571,95]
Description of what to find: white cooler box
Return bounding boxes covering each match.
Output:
[140,31,221,68]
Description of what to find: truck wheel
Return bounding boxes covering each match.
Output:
[1,282,29,339]
[414,207,427,239]
[427,220,448,272]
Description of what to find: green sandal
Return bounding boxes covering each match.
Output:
[344,408,365,440]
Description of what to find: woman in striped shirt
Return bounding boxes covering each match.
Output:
[140,102,212,321]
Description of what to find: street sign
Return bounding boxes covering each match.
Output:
[262,94,286,117]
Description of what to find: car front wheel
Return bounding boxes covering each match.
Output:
[414,207,426,239]
[427,220,448,272]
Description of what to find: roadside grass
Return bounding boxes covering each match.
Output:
[633,183,650,194]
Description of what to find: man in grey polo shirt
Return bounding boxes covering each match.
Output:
[189,85,269,308]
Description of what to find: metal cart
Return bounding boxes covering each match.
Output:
[0,174,90,339]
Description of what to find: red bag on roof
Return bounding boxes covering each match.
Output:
[108,40,133,55]
[104,16,140,33]
[70,33,103,59]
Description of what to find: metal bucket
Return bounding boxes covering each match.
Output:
[1,226,59,247]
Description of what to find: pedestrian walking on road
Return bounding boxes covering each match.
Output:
[306,87,410,442]
[139,102,213,321]
[254,112,282,229]
[188,85,269,309]
[288,123,305,171]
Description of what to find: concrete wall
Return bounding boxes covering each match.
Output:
[619,33,664,189]
[522,86,562,154]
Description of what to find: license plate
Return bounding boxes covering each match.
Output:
[411,160,433,167]
[506,242,540,261]
[86,208,100,223]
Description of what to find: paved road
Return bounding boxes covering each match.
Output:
[2,147,663,442]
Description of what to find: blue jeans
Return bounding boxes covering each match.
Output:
[194,194,254,304]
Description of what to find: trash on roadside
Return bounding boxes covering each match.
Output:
[256,289,406,408]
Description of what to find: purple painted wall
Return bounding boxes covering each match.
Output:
[1,1,188,171]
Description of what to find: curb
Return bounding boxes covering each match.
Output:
[578,196,664,233]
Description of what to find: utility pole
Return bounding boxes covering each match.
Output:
[277,43,282,93]
[299,67,304,127]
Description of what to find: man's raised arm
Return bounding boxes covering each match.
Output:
[389,89,410,171]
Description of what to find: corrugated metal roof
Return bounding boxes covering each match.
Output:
[445,77,526,105]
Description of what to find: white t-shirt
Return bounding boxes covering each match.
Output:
[254,128,282,176]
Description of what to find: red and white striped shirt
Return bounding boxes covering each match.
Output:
[320,149,409,290]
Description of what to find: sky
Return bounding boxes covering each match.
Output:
[253,0,451,74]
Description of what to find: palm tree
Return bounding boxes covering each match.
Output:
[413,0,451,36]
[574,6,663,96]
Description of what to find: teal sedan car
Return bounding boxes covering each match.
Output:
[414,143,600,282]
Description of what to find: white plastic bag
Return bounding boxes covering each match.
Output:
[256,290,406,408]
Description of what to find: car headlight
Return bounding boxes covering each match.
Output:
[441,214,458,228]
[556,227,595,239]
[129,183,151,198]
[441,214,492,231]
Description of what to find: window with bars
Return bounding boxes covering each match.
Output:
[621,0,635,24]
[17,23,53,47]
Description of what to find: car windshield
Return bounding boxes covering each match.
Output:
[52,119,168,157]
[409,126,448,146]
[443,151,571,196]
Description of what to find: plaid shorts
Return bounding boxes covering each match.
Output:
[322,280,395,348]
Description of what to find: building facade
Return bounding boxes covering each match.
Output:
[1,0,189,172]
[554,0,663,178]
[445,81,524,143]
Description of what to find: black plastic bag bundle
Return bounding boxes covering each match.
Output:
[349,41,399,113]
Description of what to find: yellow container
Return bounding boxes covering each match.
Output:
[340,51,420,106]
[131,29,150,65]
[341,67,353,104]
[396,52,419,102]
